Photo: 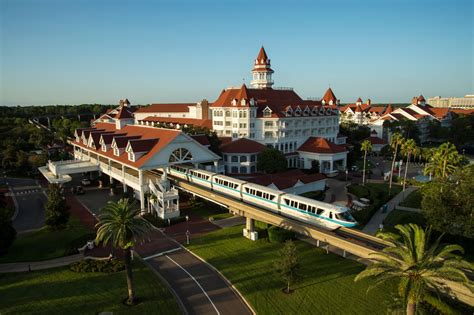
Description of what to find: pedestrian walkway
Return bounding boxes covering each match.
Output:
[211,215,245,228]
[0,254,83,273]
[362,186,418,235]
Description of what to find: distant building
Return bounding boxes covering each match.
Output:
[428,95,474,109]
[339,98,391,125]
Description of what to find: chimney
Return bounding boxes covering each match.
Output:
[367,99,371,106]
[197,99,210,120]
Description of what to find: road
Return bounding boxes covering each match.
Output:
[4,177,46,233]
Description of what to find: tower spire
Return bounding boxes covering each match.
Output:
[251,46,274,89]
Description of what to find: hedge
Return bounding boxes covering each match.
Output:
[268,226,294,243]
[70,259,125,273]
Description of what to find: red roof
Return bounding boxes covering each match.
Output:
[246,169,325,190]
[135,103,194,113]
[368,136,386,145]
[128,138,158,153]
[427,107,450,119]
[256,46,269,63]
[451,109,474,115]
[417,95,426,102]
[211,87,333,118]
[298,137,347,154]
[356,97,363,103]
[218,137,232,146]
[322,88,337,104]
[191,135,210,146]
[116,105,134,119]
[384,104,394,114]
[73,122,181,168]
[220,138,266,154]
[140,116,212,129]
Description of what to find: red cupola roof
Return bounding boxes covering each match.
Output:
[322,88,337,104]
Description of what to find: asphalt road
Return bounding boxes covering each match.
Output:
[5,177,46,233]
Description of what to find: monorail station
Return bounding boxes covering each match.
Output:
[40,113,221,219]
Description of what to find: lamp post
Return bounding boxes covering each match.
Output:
[345,169,348,182]
[185,215,190,245]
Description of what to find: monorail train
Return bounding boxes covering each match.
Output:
[168,165,357,230]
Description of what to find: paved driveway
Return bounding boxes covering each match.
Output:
[6,178,46,233]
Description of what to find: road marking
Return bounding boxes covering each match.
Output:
[165,254,220,315]
[143,247,182,260]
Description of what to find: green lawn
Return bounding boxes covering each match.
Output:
[383,209,426,233]
[399,189,422,208]
[187,226,394,314]
[0,216,92,263]
[188,202,233,220]
[348,183,402,226]
[0,262,180,315]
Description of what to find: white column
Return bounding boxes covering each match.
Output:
[330,160,334,172]
[214,160,219,173]
[138,169,145,214]
[122,165,127,193]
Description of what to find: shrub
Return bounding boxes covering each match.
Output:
[255,220,269,230]
[0,207,16,255]
[70,259,125,273]
[268,226,294,243]
[64,233,96,256]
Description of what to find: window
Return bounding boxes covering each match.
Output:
[223,155,228,162]
[264,121,273,128]
[250,155,256,162]
[225,121,231,126]
[250,133,255,138]
[240,166,247,173]
[114,148,120,156]
[233,111,238,118]
[233,123,238,128]
[231,166,238,173]
[250,123,255,128]
[250,165,256,173]
[128,152,135,161]
[101,144,107,152]
[263,108,272,117]
[264,131,273,138]
[239,123,247,128]
[240,156,247,162]
[231,156,238,163]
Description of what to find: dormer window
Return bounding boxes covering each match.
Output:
[250,98,255,106]
[294,107,302,116]
[303,107,310,116]
[101,144,107,152]
[241,99,246,106]
[114,147,120,156]
[312,107,318,116]
[285,107,293,117]
[263,107,272,118]
[232,99,238,106]
[128,151,135,162]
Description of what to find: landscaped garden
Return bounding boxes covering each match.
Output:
[383,209,426,233]
[348,183,402,226]
[0,216,93,263]
[0,261,180,315]
[399,189,422,208]
[187,225,394,314]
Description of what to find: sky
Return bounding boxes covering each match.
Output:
[0,0,472,106]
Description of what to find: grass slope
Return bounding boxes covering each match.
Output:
[0,262,180,315]
[0,216,91,263]
[187,225,394,314]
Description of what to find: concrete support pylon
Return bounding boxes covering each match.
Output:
[243,217,257,241]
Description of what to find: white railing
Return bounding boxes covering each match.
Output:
[124,172,139,184]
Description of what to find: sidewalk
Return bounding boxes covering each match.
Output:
[0,254,83,273]
[362,186,418,235]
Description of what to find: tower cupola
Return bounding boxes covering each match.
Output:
[250,46,274,89]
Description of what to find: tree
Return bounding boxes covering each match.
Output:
[0,207,17,255]
[257,147,287,174]
[274,239,299,293]
[388,132,404,196]
[355,224,473,315]
[424,142,460,179]
[401,139,417,191]
[361,140,372,186]
[95,198,153,305]
[422,165,474,239]
[45,184,70,229]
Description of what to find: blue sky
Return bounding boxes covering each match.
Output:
[1,0,472,105]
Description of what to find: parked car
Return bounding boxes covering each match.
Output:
[81,178,91,186]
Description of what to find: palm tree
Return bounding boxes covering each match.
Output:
[388,133,404,196]
[424,142,460,179]
[361,140,373,186]
[355,224,472,315]
[401,139,417,191]
[95,198,153,305]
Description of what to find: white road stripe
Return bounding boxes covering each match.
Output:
[166,254,220,315]
[143,247,182,260]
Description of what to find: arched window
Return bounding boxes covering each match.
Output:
[169,148,193,163]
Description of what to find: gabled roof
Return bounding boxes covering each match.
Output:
[100,132,126,145]
[246,169,325,190]
[298,137,347,154]
[384,104,394,114]
[73,122,183,168]
[368,136,386,145]
[256,46,269,63]
[417,95,426,102]
[135,103,194,113]
[89,131,115,149]
[220,138,266,154]
[356,97,363,103]
[112,135,142,148]
[191,135,210,146]
[116,105,134,119]
[322,88,337,104]
[139,116,212,129]
[128,138,159,153]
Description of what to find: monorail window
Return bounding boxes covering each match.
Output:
[329,212,333,219]
[256,191,262,198]
[316,208,324,215]
[299,204,307,211]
